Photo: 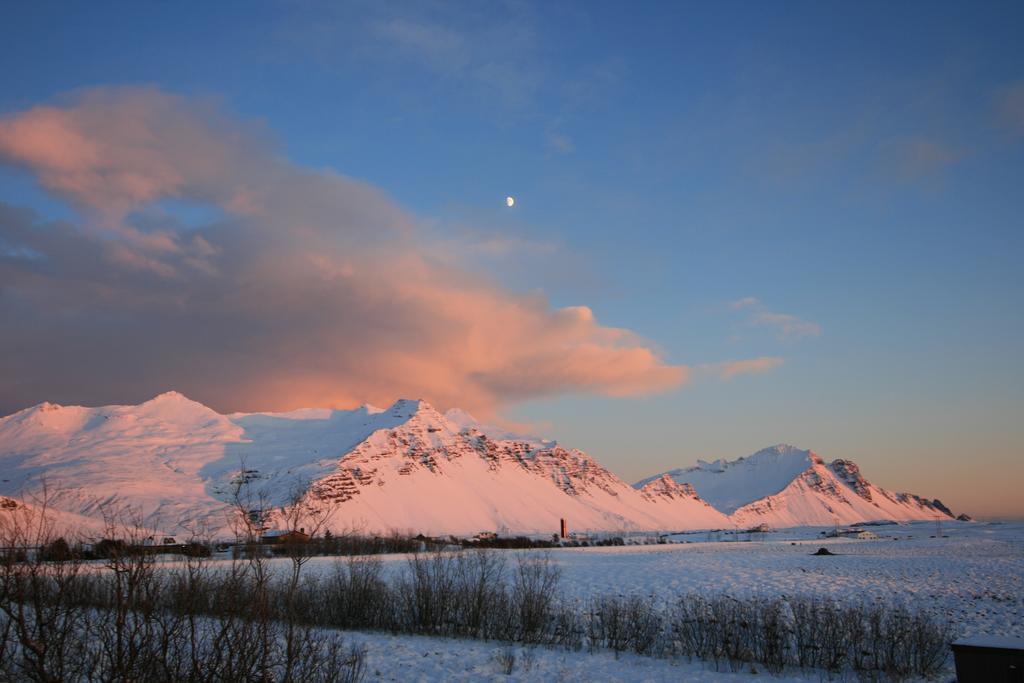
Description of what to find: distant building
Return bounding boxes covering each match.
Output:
[260,529,310,544]
[143,535,178,546]
[823,527,878,540]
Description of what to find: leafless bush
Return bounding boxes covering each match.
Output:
[1,487,954,681]
[670,593,952,679]
[511,554,560,644]
[321,557,393,630]
[456,550,509,639]
[520,645,537,671]
[397,552,460,634]
[550,601,585,652]
[0,488,93,682]
[588,595,627,655]
[588,594,663,656]
[390,550,518,640]
[0,492,366,683]
[495,646,516,675]
[315,550,576,648]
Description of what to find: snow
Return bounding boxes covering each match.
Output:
[278,520,1023,642]
[0,393,725,537]
[0,394,955,538]
[202,520,1023,681]
[637,444,952,528]
[545,522,1024,641]
[346,632,806,681]
[443,408,549,445]
[636,445,816,514]
[952,635,1024,649]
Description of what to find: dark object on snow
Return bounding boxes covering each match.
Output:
[950,636,1024,683]
[957,513,974,522]
[261,529,310,545]
[811,547,835,556]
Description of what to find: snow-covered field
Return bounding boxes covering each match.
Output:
[239,520,1023,681]
[550,522,1024,640]
[274,520,1023,641]
[343,632,805,682]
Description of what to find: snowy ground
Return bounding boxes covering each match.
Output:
[201,520,1024,680]
[271,520,1023,640]
[548,521,1024,640]
[343,632,806,682]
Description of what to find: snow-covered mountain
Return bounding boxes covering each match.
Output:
[635,445,955,527]
[0,392,728,537]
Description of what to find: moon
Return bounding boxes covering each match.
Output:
[506,196,515,207]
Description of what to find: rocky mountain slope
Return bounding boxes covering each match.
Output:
[0,393,727,537]
[0,396,956,537]
[636,445,955,527]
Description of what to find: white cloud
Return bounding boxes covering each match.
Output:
[731,297,821,340]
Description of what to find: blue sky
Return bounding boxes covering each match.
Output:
[1,1,1022,517]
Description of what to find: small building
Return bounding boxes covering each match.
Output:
[951,636,1024,682]
[260,529,310,544]
[822,528,879,540]
[143,535,178,546]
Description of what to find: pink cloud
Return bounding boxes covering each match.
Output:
[708,356,785,380]
[0,87,686,417]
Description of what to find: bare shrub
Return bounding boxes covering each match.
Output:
[455,550,509,639]
[520,645,537,671]
[0,489,366,683]
[511,554,560,644]
[495,646,516,675]
[625,595,663,655]
[397,551,460,635]
[322,557,393,630]
[550,601,585,652]
[670,593,952,680]
[908,609,954,678]
[0,486,954,682]
[0,486,93,682]
[588,595,628,655]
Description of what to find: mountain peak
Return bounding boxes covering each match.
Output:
[639,474,699,499]
[387,398,433,414]
[381,398,454,432]
[740,444,823,467]
[637,444,954,524]
[750,443,810,458]
[20,401,64,417]
[135,391,225,423]
[146,390,193,403]
[1,393,954,535]
[638,444,820,514]
[140,390,214,410]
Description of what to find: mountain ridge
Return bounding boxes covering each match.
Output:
[635,443,955,527]
[0,393,727,536]
[0,395,956,536]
